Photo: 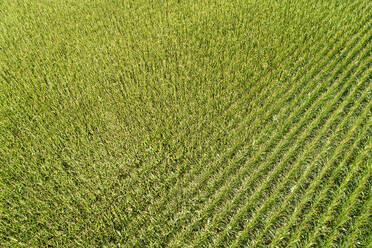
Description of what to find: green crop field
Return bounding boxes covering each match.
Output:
[1,0,371,247]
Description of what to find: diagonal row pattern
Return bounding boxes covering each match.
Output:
[1,0,370,247]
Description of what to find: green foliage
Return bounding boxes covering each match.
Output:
[0,0,371,247]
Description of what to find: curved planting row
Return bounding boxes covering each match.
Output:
[155,4,370,248]
[167,16,370,247]
[209,29,372,248]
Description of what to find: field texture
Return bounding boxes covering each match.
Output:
[1,0,371,247]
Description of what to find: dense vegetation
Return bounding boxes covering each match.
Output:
[1,0,371,247]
